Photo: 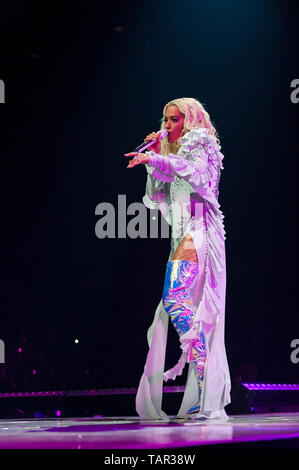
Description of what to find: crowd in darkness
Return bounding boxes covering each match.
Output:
[0,324,136,393]
[0,286,298,395]
[0,325,298,395]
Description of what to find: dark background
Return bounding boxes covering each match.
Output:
[0,0,298,396]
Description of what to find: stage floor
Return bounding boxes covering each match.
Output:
[0,412,298,449]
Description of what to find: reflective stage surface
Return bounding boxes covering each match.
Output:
[0,412,298,449]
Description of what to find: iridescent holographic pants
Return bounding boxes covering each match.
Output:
[162,259,207,413]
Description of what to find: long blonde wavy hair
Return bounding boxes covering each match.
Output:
[159,97,220,155]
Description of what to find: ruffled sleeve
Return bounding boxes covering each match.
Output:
[142,165,171,211]
[143,166,160,209]
[146,129,218,194]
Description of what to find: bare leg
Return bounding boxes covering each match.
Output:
[171,234,198,263]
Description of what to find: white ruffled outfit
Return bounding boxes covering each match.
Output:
[136,128,231,420]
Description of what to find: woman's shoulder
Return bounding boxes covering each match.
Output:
[179,128,219,150]
[180,128,217,145]
[179,128,224,167]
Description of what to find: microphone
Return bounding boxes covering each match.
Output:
[134,130,168,153]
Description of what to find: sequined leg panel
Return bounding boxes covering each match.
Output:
[187,331,207,414]
[162,260,207,413]
[162,260,199,337]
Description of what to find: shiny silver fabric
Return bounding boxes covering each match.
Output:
[162,260,207,413]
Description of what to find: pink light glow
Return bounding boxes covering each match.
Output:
[242,383,299,391]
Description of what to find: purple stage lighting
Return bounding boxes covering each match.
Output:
[242,383,299,391]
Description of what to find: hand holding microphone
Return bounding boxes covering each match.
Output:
[125,130,168,168]
[138,129,168,154]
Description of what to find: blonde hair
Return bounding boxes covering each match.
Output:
[159,97,220,155]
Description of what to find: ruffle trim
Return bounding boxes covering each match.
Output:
[142,194,159,210]
[143,167,170,209]
[176,129,224,197]
[151,168,174,183]
[146,128,224,209]
[179,128,224,171]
